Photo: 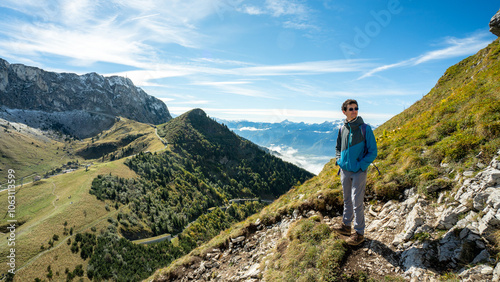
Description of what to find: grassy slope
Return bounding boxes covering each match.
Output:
[151,38,500,280]
[0,116,164,182]
[75,117,166,160]
[0,122,75,181]
[0,118,164,281]
[0,159,136,281]
[370,38,500,199]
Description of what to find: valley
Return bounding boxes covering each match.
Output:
[219,119,348,175]
[0,107,313,281]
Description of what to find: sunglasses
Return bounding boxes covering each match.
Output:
[347,107,358,112]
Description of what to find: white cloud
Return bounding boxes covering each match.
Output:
[358,59,412,80]
[191,80,251,86]
[283,21,318,31]
[159,97,175,103]
[0,0,217,68]
[359,32,493,79]
[190,57,256,67]
[265,0,308,17]
[235,0,316,31]
[239,127,270,131]
[104,59,372,89]
[240,5,265,15]
[268,144,330,174]
[232,59,372,76]
[413,34,492,65]
[206,83,274,98]
[170,100,211,105]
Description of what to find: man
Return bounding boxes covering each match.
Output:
[333,99,377,246]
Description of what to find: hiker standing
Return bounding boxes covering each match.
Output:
[333,99,377,246]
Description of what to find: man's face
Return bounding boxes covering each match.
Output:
[342,103,358,121]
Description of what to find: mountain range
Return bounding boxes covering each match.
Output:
[218,118,376,174]
[219,119,343,156]
[0,58,171,138]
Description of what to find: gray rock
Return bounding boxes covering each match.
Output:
[474,191,490,211]
[241,263,261,279]
[400,248,427,275]
[487,190,500,210]
[472,249,490,264]
[480,209,500,233]
[439,231,462,262]
[491,10,500,37]
[459,190,474,206]
[493,262,500,282]
[436,206,456,230]
[231,236,246,243]
[402,203,425,241]
[306,210,316,217]
[484,169,500,187]
[459,264,494,281]
[492,159,500,170]
[463,171,475,177]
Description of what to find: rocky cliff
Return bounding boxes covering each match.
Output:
[0,58,171,138]
[490,10,500,37]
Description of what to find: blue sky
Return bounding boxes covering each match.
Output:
[0,1,498,125]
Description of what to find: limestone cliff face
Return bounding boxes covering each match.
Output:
[0,58,171,137]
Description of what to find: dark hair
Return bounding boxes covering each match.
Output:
[342,99,358,111]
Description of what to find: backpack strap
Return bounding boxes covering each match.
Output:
[361,123,381,175]
[337,125,342,176]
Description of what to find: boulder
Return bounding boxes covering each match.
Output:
[436,204,470,230]
[490,10,500,37]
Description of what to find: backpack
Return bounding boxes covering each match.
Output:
[337,123,380,175]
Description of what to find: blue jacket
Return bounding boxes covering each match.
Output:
[335,116,377,172]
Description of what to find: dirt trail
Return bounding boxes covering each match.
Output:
[51,182,59,209]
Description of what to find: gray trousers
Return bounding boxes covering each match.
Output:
[340,169,367,235]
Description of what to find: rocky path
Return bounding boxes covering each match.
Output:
[161,153,500,282]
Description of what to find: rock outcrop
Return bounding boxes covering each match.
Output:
[0,58,171,138]
[490,10,500,37]
[159,151,500,281]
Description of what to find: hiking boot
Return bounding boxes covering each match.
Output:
[346,232,364,246]
[332,223,352,236]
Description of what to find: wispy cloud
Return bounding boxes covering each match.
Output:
[265,0,308,17]
[0,0,326,82]
[359,32,494,79]
[232,59,373,76]
[0,0,217,68]
[238,0,309,18]
[105,59,372,88]
[237,0,316,31]
[191,81,252,86]
[240,5,265,15]
[190,57,256,67]
[281,81,420,99]
[414,34,492,64]
[169,100,212,105]
[358,59,413,80]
